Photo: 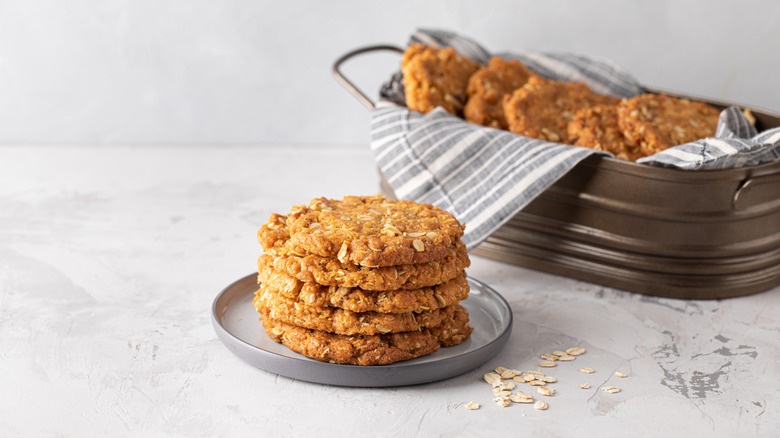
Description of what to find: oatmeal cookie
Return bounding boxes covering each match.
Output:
[261,195,465,268]
[402,44,480,116]
[259,240,469,291]
[259,305,472,365]
[617,94,720,155]
[253,285,456,336]
[258,264,469,313]
[464,56,534,129]
[428,303,472,347]
[503,75,618,142]
[567,105,644,161]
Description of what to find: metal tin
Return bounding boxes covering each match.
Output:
[335,45,780,299]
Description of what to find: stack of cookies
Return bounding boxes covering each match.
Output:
[254,195,473,366]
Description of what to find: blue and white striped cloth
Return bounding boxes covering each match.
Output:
[371,29,780,249]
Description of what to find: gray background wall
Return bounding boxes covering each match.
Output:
[1,0,778,147]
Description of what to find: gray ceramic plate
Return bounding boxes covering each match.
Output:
[212,273,512,387]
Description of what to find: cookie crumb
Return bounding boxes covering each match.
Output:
[743,108,756,125]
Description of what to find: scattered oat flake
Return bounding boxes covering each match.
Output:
[552,351,567,357]
[540,353,558,361]
[541,376,557,383]
[603,386,621,394]
[539,361,557,368]
[537,387,555,397]
[510,394,534,404]
[495,366,509,374]
[494,390,512,397]
[500,369,520,379]
[557,355,576,361]
[579,367,595,374]
[509,394,534,403]
[512,376,527,383]
[579,383,591,389]
[483,372,501,386]
[614,372,627,378]
[534,400,549,410]
[495,397,511,407]
[566,347,586,356]
[465,401,480,410]
[502,381,516,390]
[526,370,545,377]
[529,380,546,387]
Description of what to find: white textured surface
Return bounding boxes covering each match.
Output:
[1,146,779,437]
[0,0,779,146]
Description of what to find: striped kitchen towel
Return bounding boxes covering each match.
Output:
[371,29,780,249]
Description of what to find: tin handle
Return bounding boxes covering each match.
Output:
[732,173,780,211]
[332,45,404,111]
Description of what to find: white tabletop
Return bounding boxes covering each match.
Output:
[1,146,778,437]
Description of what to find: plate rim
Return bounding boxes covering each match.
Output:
[211,273,513,386]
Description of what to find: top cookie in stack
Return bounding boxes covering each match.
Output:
[254,195,473,366]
